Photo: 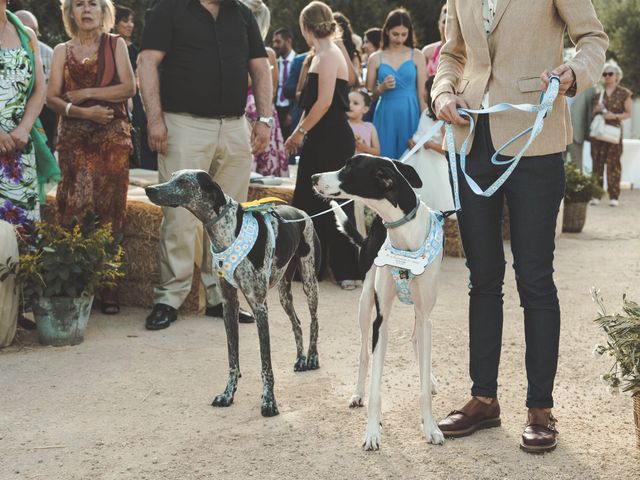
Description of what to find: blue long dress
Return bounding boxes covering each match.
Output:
[373,51,420,160]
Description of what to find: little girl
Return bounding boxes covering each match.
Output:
[347,89,380,156]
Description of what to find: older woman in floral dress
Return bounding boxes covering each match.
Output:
[47,0,135,313]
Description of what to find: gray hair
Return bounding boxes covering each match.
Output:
[241,0,271,41]
[60,0,116,38]
[603,59,623,81]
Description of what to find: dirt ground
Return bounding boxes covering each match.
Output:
[1,190,639,480]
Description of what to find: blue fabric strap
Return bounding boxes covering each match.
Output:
[210,211,277,288]
[401,76,561,212]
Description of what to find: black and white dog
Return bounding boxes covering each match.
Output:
[313,154,445,449]
[145,170,321,417]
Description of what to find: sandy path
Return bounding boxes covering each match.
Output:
[1,191,639,480]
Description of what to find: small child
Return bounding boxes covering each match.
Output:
[347,89,381,156]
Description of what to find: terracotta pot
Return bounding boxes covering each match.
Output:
[562,201,588,233]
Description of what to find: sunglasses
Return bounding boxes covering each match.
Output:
[602,72,615,77]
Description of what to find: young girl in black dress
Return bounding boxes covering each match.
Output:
[285,1,359,289]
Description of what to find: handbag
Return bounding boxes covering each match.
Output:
[589,90,621,144]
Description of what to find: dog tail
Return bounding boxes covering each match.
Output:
[330,200,364,247]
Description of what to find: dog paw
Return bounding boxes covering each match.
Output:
[211,394,233,407]
[431,374,439,395]
[423,422,445,446]
[261,399,279,417]
[349,394,364,408]
[306,353,320,370]
[362,425,382,451]
[293,356,307,372]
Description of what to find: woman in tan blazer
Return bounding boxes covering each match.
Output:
[432,0,608,453]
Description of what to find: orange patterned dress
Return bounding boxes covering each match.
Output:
[56,39,131,233]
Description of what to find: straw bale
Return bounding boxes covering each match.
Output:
[502,200,511,240]
[444,218,465,258]
[122,200,162,240]
[42,196,202,312]
[248,184,295,204]
[118,266,203,313]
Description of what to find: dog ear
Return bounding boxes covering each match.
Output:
[393,161,423,189]
[196,171,216,193]
[375,166,399,206]
[196,171,226,207]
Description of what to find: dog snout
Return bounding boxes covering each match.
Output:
[145,186,158,199]
[311,174,321,186]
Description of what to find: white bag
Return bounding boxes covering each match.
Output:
[589,91,621,144]
[0,220,19,348]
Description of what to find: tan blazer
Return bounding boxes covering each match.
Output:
[432,0,608,156]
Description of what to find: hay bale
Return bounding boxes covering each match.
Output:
[248,184,295,204]
[42,195,203,313]
[502,199,511,241]
[122,199,163,240]
[444,217,465,258]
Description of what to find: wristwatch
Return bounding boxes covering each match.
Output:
[257,116,274,128]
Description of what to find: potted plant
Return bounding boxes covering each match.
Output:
[0,214,123,346]
[562,162,603,233]
[592,288,640,449]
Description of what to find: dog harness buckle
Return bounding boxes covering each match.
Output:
[374,211,445,305]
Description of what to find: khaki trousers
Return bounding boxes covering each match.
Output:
[154,112,252,309]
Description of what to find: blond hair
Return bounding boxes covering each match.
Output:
[60,0,115,38]
[300,1,337,39]
[241,0,271,41]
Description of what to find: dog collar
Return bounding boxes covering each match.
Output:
[374,211,445,305]
[204,202,235,228]
[382,197,421,229]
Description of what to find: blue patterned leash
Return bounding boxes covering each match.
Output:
[400,75,561,212]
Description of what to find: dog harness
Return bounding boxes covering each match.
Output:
[210,202,279,289]
[374,211,445,305]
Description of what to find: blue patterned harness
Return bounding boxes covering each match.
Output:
[210,210,276,288]
[374,211,445,305]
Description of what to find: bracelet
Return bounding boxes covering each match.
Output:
[65,102,73,117]
[297,125,308,136]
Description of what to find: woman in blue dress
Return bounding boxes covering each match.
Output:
[366,9,426,160]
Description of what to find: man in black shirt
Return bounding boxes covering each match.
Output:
[139,0,273,330]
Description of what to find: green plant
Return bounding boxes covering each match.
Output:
[564,162,603,203]
[592,288,640,396]
[0,214,123,299]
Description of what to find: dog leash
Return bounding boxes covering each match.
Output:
[276,76,560,224]
[400,76,561,211]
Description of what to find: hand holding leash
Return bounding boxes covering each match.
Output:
[434,93,469,125]
[541,65,575,96]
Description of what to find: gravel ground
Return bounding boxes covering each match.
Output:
[1,190,639,480]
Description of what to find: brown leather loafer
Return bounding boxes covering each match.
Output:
[438,397,501,438]
[520,408,558,453]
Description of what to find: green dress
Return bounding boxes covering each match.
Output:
[0,46,39,232]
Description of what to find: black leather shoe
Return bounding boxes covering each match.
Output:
[205,303,255,324]
[145,303,177,330]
